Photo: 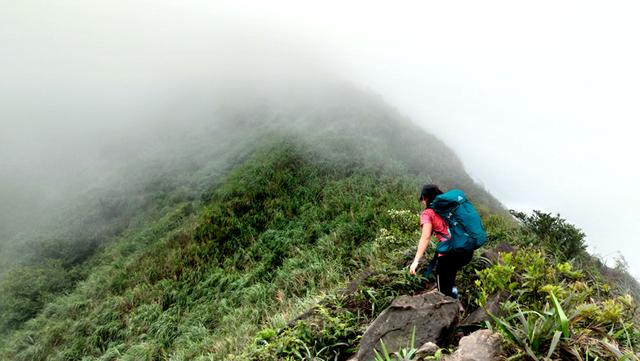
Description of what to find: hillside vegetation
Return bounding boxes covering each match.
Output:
[0,85,637,360]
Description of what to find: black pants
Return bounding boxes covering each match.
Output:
[435,251,474,297]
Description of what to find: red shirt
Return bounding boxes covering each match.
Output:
[420,208,450,255]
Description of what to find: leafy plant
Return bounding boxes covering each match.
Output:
[373,326,418,361]
[488,304,565,360]
[479,249,640,360]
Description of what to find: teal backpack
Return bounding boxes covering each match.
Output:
[431,189,487,253]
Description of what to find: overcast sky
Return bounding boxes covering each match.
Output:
[2,1,639,276]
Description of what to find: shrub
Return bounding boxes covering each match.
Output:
[511,210,587,261]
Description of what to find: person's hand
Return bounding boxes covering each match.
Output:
[409,260,419,275]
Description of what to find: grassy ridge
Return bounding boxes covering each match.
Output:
[0,137,424,360]
[1,85,636,360]
[1,134,638,360]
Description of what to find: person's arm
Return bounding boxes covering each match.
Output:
[410,222,432,275]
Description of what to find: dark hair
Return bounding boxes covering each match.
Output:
[419,184,443,208]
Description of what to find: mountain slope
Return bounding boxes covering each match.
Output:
[1,84,636,360]
[0,139,425,360]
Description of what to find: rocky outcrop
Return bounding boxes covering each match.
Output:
[354,290,459,361]
[442,329,503,361]
[459,291,509,331]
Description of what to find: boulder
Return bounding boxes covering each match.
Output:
[442,329,503,361]
[355,290,459,361]
[459,291,509,331]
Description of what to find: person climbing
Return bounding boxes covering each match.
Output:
[409,184,485,299]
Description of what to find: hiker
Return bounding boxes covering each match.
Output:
[409,184,484,298]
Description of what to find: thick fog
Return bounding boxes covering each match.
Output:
[1,0,337,241]
[2,1,639,276]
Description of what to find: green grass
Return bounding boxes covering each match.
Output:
[0,116,637,360]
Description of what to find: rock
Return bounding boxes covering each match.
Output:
[442,329,503,361]
[414,341,439,360]
[477,249,500,267]
[459,291,509,331]
[340,268,378,296]
[480,243,514,266]
[355,290,459,361]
